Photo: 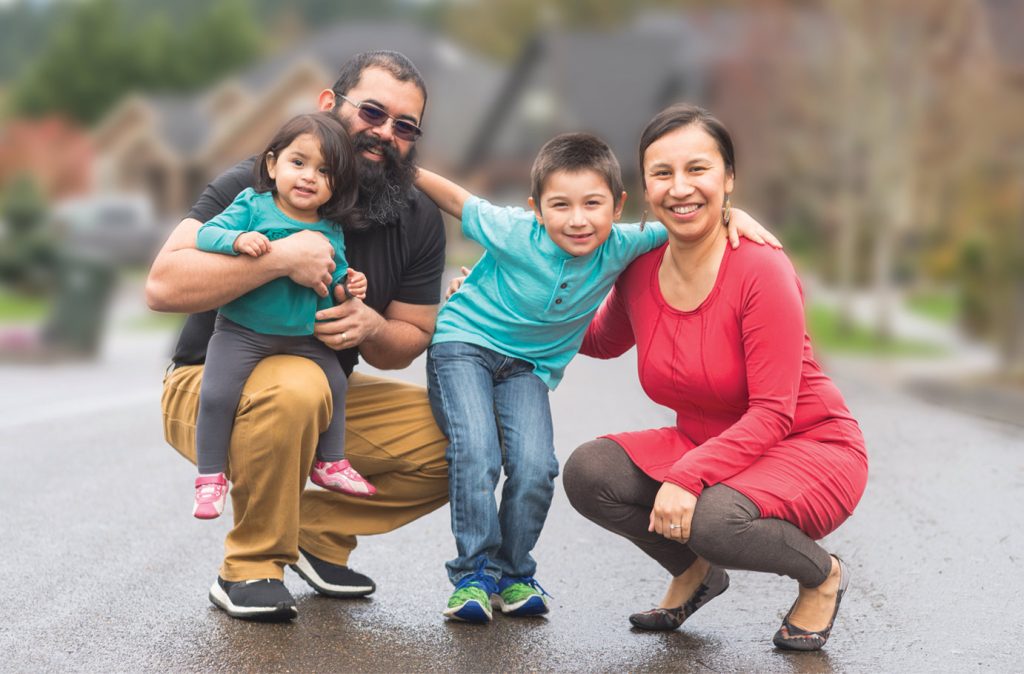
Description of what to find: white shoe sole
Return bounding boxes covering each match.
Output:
[289,553,374,597]
[208,581,297,621]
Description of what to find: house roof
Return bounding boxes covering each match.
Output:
[101,21,504,168]
[147,94,210,156]
[232,20,504,165]
[982,0,1024,73]
[471,8,832,176]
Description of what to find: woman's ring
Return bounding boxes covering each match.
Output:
[669,524,681,529]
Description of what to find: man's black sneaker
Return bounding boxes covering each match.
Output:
[289,548,376,597]
[208,577,298,622]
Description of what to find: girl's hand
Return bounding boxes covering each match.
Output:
[234,231,271,257]
[346,268,367,300]
[446,266,472,300]
[727,208,783,250]
[649,482,698,542]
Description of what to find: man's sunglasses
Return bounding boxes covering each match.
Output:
[335,93,423,142]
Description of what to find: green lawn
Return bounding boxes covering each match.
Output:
[806,303,945,357]
[0,287,50,322]
[906,290,959,323]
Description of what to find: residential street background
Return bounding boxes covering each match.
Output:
[1,281,1022,673]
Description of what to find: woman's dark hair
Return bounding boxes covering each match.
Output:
[638,103,736,187]
[254,112,362,227]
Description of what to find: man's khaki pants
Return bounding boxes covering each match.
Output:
[162,355,449,581]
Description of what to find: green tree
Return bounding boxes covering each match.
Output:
[12,0,263,125]
[0,173,55,293]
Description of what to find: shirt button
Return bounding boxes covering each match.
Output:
[555,298,563,304]
[560,283,567,289]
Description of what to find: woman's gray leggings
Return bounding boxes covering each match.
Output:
[563,439,832,587]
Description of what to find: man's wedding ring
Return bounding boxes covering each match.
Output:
[669,524,682,529]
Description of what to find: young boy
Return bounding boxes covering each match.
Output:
[416,133,668,623]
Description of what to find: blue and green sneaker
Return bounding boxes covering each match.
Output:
[492,576,551,616]
[443,573,498,623]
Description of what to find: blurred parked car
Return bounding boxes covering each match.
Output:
[49,194,163,266]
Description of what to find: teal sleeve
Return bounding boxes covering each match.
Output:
[195,188,258,255]
[461,196,535,251]
[614,221,669,260]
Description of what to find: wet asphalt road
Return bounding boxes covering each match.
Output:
[1,331,1022,673]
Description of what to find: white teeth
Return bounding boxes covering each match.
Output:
[672,204,700,215]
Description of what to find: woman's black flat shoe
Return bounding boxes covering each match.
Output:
[773,556,850,651]
[629,565,730,631]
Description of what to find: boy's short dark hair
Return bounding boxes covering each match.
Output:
[530,133,625,208]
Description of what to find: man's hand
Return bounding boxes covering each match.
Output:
[727,208,783,250]
[649,482,698,542]
[314,294,386,351]
[446,265,472,300]
[346,268,368,300]
[233,232,271,257]
[274,230,336,298]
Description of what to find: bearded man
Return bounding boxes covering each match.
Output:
[146,51,449,621]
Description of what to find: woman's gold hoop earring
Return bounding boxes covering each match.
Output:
[723,195,732,227]
[639,210,648,231]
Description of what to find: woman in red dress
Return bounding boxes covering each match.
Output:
[563,104,868,651]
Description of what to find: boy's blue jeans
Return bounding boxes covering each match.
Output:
[427,341,559,585]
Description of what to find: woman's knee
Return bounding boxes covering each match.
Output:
[688,484,758,560]
[562,438,620,515]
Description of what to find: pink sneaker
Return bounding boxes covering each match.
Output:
[310,459,376,497]
[193,473,228,519]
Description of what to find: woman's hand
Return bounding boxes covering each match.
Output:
[445,266,472,300]
[649,482,698,542]
[727,208,783,250]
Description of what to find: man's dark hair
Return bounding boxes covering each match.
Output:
[530,133,625,208]
[253,112,362,227]
[330,50,428,120]
[638,103,736,186]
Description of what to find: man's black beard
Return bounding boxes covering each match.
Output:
[347,131,418,231]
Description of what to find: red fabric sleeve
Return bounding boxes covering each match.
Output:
[664,253,805,495]
[580,278,636,359]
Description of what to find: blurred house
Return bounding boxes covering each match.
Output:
[0,117,93,198]
[460,7,833,208]
[92,21,505,220]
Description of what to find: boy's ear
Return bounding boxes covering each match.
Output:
[614,191,628,220]
[528,196,543,224]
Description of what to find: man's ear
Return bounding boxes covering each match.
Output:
[528,196,543,224]
[317,89,337,112]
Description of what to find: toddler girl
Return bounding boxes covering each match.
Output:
[191,112,375,519]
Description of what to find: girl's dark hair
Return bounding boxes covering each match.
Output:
[638,103,736,186]
[253,112,362,226]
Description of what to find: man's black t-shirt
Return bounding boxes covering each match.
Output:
[170,157,446,376]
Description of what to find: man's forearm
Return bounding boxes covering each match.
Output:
[358,317,432,370]
[146,245,287,313]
